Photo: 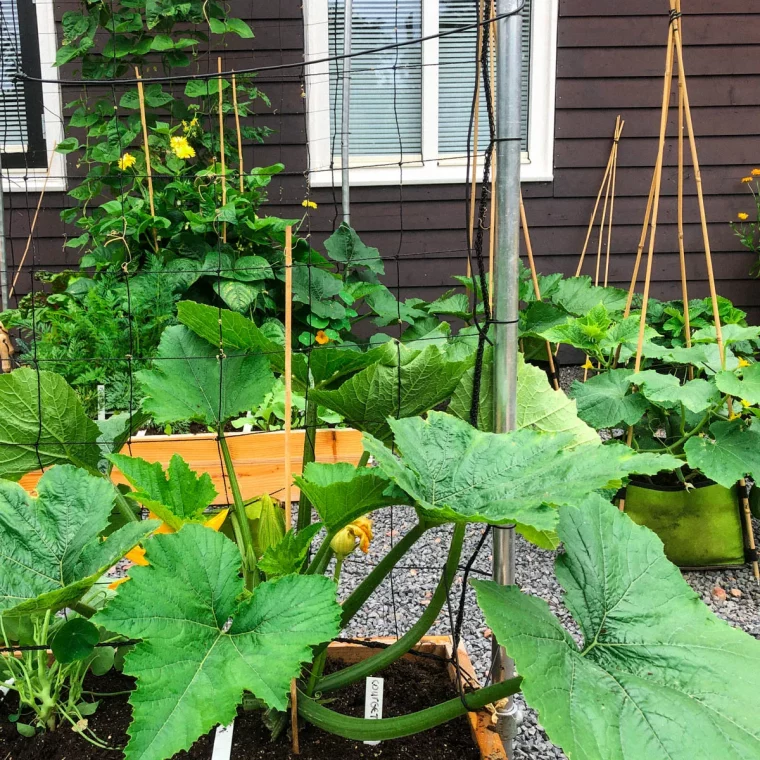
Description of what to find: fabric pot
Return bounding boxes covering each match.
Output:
[750,485,760,520]
[624,480,745,569]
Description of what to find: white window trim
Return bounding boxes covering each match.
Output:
[3,0,66,193]
[303,0,557,186]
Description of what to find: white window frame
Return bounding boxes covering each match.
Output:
[303,0,557,186]
[3,0,65,193]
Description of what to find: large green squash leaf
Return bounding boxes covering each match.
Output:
[715,364,760,405]
[294,462,406,532]
[178,301,380,389]
[363,411,680,544]
[550,276,629,316]
[324,223,384,274]
[137,325,275,427]
[683,420,760,488]
[450,352,598,447]
[474,496,760,760]
[570,369,650,429]
[634,370,720,413]
[0,368,101,480]
[311,344,474,443]
[107,453,217,530]
[0,465,157,617]
[95,526,341,760]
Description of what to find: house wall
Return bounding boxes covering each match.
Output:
[4,0,759,323]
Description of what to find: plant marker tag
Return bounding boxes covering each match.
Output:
[0,678,14,701]
[211,720,235,760]
[364,676,384,745]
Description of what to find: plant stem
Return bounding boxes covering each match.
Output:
[357,450,370,468]
[70,602,97,619]
[666,403,716,455]
[306,538,334,575]
[297,396,319,531]
[219,433,259,589]
[298,676,522,741]
[107,478,139,523]
[316,523,465,694]
[339,521,428,628]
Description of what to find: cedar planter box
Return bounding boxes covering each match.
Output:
[19,428,364,504]
[329,636,507,760]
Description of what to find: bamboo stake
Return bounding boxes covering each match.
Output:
[594,148,614,288]
[284,226,293,532]
[520,193,559,390]
[739,479,760,582]
[622,174,657,319]
[135,68,158,252]
[603,118,623,288]
[8,149,56,300]
[218,57,228,244]
[0,321,13,373]
[670,1,726,367]
[625,20,676,447]
[575,143,616,277]
[466,0,485,279]
[290,678,300,754]
[231,73,245,193]
[488,0,497,310]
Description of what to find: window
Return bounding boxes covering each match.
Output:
[304,0,557,185]
[0,0,65,191]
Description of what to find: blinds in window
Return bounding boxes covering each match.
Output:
[0,0,28,153]
[328,0,423,158]
[438,0,531,155]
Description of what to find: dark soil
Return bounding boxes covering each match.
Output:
[0,656,481,760]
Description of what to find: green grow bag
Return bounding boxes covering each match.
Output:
[624,481,745,569]
[750,485,760,520]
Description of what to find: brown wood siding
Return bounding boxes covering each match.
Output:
[4,0,758,325]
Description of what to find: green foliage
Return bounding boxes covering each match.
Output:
[474,496,760,760]
[294,462,403,532]
[311,344,475,443]
[364,411,680,546]
[50,618,100,664]
[0,368,101,480]
[137,325,275,426]
[715,363,760,404]
[258,523,323,579]
[570,369,650,429]
[683,420,760,488]
[245,493,286,559]
[95,526,341,760]
[0,465,156,617]
[108,452,217,529]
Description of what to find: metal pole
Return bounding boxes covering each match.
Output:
[340,0,352,225]
[0,152,8,311]
[492,0,522,750]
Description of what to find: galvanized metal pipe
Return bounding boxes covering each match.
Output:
[492,0,523,750]
[340,0,353,225]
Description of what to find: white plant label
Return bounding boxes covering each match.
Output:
[211,719,235,760]
[364,676,384,746]
[0,678,14,700]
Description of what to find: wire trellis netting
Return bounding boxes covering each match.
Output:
[0,0,532,711]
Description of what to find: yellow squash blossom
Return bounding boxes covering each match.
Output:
[109,509,228,588]
[117,153,136,170]
[170,135,196,159]
[741,399,752,409]
[739,357,751,368]
[302,199,318,209]
[741,176,753,183]
[582,358,595,370]
[330,517,373,558]
[738,212,749,221]
[315,330,330,345]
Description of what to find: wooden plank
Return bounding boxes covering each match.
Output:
[559,15,760,47]
[557,46,760,78]
[558,75,760,109]
[561,0,757,16]
[20,429,363,505]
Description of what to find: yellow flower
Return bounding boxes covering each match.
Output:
[109,509,228,589]
[117,153,136,170]
[170,135,196,159]
[738,212,749,221]
[738,357,751,368]
[752,169,760,176]
[330,517,373,558]
[729,411,741,421]
[182,116,199,133]
[741,399,752,408]
[582,358,594,370]
[741,176,753,183]
[315,330,330,345]
[302,199,318,209]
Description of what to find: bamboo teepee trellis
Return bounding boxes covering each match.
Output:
[619,0,758,580]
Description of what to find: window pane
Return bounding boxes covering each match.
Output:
[0,0,28,153]
[329,0,423,158]
[438,0,531,155]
